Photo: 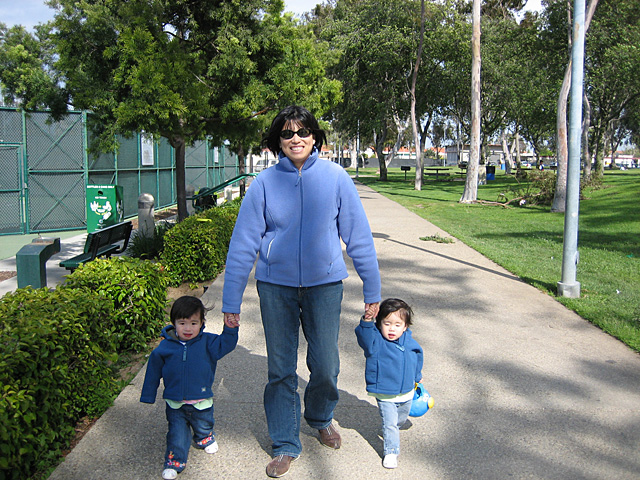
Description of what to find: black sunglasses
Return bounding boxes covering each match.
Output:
[279,128,313,139]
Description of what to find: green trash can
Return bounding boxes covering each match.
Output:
[86,185,124,232]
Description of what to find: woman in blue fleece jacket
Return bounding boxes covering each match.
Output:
[222,105,381,478]
[355,298,423,470]
[140,296,238,480]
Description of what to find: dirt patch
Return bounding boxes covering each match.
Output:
[131,206,178,230]
[167,281,210,301]
[0,271,16,282]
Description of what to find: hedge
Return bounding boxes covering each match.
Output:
[61,257,170,353]
[160,199,241,286]
[0,287,118,479]
[0,256,170,478]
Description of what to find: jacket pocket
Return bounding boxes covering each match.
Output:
[266,237,275,276]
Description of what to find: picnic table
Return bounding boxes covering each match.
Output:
[423,167,452,180]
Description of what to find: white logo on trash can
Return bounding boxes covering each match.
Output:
[90,200,113,221]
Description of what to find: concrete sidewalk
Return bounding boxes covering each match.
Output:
[11,182,640,479]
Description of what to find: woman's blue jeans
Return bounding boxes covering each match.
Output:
[377,398,412,456]
[257,280,344,458]
[164,403,215,472]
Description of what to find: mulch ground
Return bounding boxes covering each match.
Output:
[0,271,16,282]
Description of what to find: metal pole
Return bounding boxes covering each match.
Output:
[558,0,585,298]
[356,120,360,178]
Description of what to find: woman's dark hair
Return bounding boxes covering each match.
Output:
[375,298,413,329]
[170,296,205,324]
[264,105,327,155]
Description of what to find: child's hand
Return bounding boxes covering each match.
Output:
[364,302,379,320]
[223,312,240,328]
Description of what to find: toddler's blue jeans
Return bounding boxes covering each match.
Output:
[377,398,412,456]
[164,403,215,472]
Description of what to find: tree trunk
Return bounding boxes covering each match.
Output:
[350,141,357,169]
[456,118,463,166]
[502,131,512,174]
[581,90,592,179]
[387,114,409,169]
[461,0,481,204]
[173,137,188,222]
[411,0,426,191]
[552,0,599,212]
[552,59,571,212]
[237,144,246,197]
[373,128,389,181]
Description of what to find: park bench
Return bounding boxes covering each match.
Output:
[59,221,133,271]
[189,187,218,213]
[187,173,258,213]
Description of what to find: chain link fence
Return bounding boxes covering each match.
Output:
[0,108,239,235]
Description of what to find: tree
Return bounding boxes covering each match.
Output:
[410,0,426,190]
[49,0,338,221]
[412,1,466,187]
[551,0,598,213]
[460,0,481,203]
[210,14,341,195]
[0,23,66,112]
[584,0,640,176]
[324,0,416,181]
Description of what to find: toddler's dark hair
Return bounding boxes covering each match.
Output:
[170,296,205,324]
[375,298,413,329]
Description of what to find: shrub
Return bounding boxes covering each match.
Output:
[127,220,175,260]
[61,257,170,353]
[160,200,241,286]
[0,287,119,479]
[499,170,557,206]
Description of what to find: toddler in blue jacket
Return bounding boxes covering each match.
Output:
[355,298,423,469]
[140,296,238,480]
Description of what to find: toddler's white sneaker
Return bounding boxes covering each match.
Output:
[383,454,398,469]
[204,440,219,454]
[162,468,178,479]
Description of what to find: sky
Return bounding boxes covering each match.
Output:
[2,0,543,32]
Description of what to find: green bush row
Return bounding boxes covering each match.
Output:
[160,199,241,286]
[127,220,175,260]
[62,257,170,353]
[0,257,169,479]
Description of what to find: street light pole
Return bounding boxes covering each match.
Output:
[558,0,585,298]
[356,120,360,178]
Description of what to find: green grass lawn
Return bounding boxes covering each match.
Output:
[352,167,640,352]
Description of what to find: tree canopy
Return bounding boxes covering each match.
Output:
[0,0,340,220]
[1,0,638,209]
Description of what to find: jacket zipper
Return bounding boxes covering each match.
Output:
[182,343,187,400]
[297,169,303,286]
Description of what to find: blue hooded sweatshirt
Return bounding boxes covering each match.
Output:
[140,323,238,404]
[355,317,423,395]
[222,148,381,313]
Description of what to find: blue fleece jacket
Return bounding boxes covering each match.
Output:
[140,323,238,404]
[355,318,423,395]
[222,148,381,313]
